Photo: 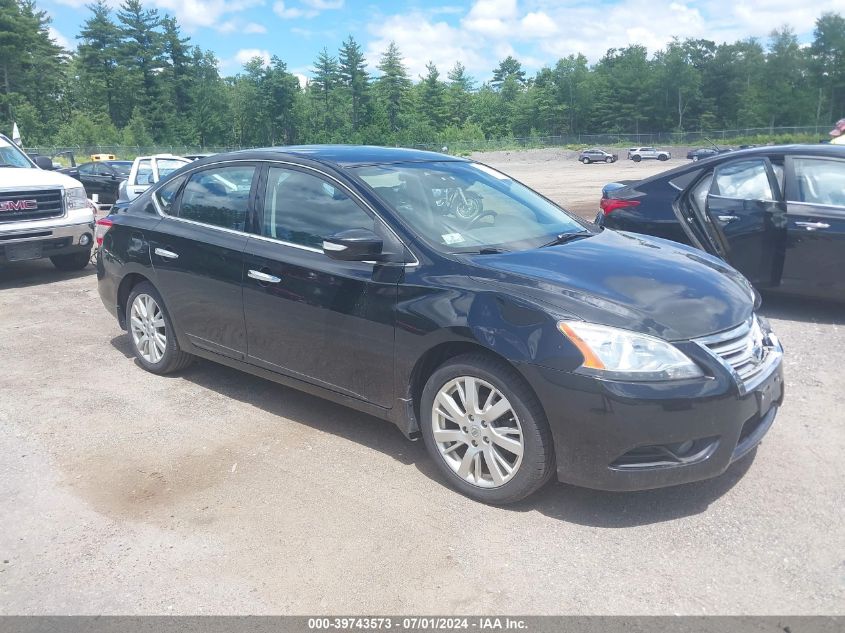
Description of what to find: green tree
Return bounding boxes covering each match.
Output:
[417,62,448,131]
[375,41,410,132]
[338,35,369,131]
[491,55,525,89]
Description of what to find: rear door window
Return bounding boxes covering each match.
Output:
[790,158,845,207]
[711,160,775,201]
[178,165,257,232]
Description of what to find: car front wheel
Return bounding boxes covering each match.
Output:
[420,354,555,504]
[605,156,613,163]
[126,281,193,374]
[632,155,642,162]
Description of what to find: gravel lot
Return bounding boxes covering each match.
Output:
[1,150,843,615]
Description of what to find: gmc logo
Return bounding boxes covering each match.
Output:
[0,199,37,212]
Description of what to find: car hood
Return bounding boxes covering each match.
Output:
[464,229,756,341]
[0,166,82,190]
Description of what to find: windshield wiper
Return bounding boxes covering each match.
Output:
[540,231,593,248]
[456,247,509,255]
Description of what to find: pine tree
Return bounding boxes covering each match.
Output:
[76,0,122,122]
[338,35,369,131]
[418,62,447,131]
[491,56,526,89]
[310,47,339,130]
[376,41,410,132]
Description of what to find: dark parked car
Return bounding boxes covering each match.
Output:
[686,147,731,161]
[74,160,132,205]
[596,144,845,301]
[578,148,618,164]
[97,146,783,503]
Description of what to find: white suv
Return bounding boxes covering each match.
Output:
[627,147,671,162]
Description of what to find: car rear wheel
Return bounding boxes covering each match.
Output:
[420,354,555,504]
[126,281,193,374]
[51,250,91,271]
[581,157,590,164]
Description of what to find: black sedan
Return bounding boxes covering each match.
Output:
[73,160,132,205]
[686,147,731,161]
[96,146,783,503]
[596,144,845,302]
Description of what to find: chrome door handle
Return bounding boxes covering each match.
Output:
[717,215,739,223]
[154,247,179,259]
[795,221,830,231]
[248,269,281,284]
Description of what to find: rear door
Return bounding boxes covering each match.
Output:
[699,157,786,287]
[147,162,260,360]
[780,155,845,299]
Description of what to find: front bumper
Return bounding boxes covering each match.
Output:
[0,220,95,262]
[518,338,784,491]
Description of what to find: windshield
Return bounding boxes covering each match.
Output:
[157,158,189,179]
[109,161,132,176]
[352,161,588,253]
[0,138,34,168]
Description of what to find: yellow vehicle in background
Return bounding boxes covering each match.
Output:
[90,153,116,161]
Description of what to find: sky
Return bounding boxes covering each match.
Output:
[41,0,845,84]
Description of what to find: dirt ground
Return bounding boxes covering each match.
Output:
[1,150,843,615]
[470,148,688,218]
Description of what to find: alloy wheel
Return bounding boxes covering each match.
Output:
[431,376,524,488]
[130,293,167,364]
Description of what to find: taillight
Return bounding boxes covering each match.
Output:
[95,217,113,246]
[600,198,640,215]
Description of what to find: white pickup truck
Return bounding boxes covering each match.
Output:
[117,154,191,203]
[0,134,95,270]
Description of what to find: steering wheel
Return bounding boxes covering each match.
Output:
[464,210,498,230]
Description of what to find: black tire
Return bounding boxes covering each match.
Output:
[50,250,91,271]
[632,155,642,162]
[420,353,555,504]
[658,154,669,161]
[581,157,590,164]
[605,156,612,163]
[126,281,193,374]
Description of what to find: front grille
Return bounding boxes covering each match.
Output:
[698,317,769,383]
[0,189,64,223]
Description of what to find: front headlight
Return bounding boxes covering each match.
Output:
[558,321,704,381]
[65,186,89,211]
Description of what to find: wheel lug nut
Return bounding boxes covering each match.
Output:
[483,437,489,443]
[471,440,478,447]
[462,426,468,433]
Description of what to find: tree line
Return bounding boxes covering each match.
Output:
[1,0,843,149]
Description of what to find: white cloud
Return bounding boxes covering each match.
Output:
[301,0,343,8]
[366,11,487,79]
[244,22,267,33]
[520,12,557,38]
[49,26,73,51]
[235,48,271,66]
[462,0,518,38]
[273,1,313,19]
[294,72,309,87]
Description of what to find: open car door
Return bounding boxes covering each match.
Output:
[698,157,786,288]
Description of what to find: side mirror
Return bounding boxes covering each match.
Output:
[34,156,54,170]
[111,173,117,180]
[323,228,383,261]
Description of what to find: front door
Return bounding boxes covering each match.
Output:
[242,165,400,407]
[780,156,845,300]
[147,163,260,360]
[701,157,786,287]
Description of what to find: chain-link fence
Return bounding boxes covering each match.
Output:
[26,126,834,163]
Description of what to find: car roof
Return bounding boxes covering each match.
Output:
[210,145,466,168]
[633,143,845,186]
